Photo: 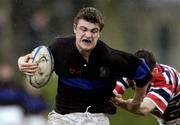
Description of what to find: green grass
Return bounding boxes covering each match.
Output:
[109,108,158,125]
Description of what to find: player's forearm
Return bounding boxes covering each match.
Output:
[114,84,149,112]
[130,98,155,116]
[112,97,148,116]
[129,107,148,116]
[111,94,152,116]
[132,84,148,104]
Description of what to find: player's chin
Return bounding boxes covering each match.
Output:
[82,46,94,51]
[81,43,95,50]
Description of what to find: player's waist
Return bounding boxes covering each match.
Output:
[55,103,116,115]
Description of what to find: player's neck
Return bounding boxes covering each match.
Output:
[81,50,91,63]
[76,43,91,63]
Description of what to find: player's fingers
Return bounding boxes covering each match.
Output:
[111,96,127,106]
[21,68,37,72]
[22,71,35,76]
[26,53,33,60]
[113,96,124,102]
[110,100,118,106]
[20,62,37,68]
[24,72,34,76]
[20,65,37,73]
[111,97,121,106]
[20,63,38,68]
[19,65,37,73]
[18,58,37,69]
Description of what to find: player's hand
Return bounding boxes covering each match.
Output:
[111,96,141,111]
[17,53,38,75]
[126,98,141,111]
[111,95,128,108]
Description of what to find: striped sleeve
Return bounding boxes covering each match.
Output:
[145,72,174,114]
[113,78,135,96]
[145,90,170,113]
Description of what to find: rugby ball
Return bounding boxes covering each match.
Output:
[27,45,54,88]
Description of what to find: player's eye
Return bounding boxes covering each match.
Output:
[79,26,87,32]
[91,28,99,34]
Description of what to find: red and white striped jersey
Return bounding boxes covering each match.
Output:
[114,64,180,121]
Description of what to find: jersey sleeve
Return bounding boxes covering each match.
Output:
[131,59,152,87]
[144,73,174,114]
[113,78,135,96]
[110,50,152,88]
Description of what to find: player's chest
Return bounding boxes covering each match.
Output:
[57,54,111,79]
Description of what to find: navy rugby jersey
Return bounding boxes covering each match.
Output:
[49,35,152,114]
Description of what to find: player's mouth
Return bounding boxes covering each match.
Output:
[82,39,92,44]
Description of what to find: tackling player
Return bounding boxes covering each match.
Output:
[112,49,180,125]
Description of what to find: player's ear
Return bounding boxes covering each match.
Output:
[73,24,77,33]
[152,68,158,74]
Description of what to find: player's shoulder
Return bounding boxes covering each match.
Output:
[158,63,178,74]
[97,39,139,60]
[98,39,133,55]
[49,34,75,50]
[96,39,115,53]
[55,34,75,43]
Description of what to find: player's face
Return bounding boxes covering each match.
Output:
[74,19,100,53]
[152,67,158,74]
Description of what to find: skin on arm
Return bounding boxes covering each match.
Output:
[114,84,149,111]
[137,98,156,115]
[112,78,151,111]
[112,95,156,116]
[17,53,38,75]
[129,84,149,110]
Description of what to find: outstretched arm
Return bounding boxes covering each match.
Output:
[128,84,149,110]
[112,95,155,116]
[129,58,152,110]
[113,78,150,111]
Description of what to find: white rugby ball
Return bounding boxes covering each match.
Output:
[27,45,54,88]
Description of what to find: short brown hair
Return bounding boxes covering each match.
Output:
[74,7,104,31]
[134,49,156,71]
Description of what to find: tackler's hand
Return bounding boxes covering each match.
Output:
[111,95,127,107]
[111,96,141,112]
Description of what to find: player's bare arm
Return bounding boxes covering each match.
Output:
[112,95,155,116]
[129,84,149,110]
[18,53,38,75]
[136,98,156,115]
[113,83,149,111]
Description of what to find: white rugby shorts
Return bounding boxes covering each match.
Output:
[47,110,110,125]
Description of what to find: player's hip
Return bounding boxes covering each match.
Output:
[47,109,110,125]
